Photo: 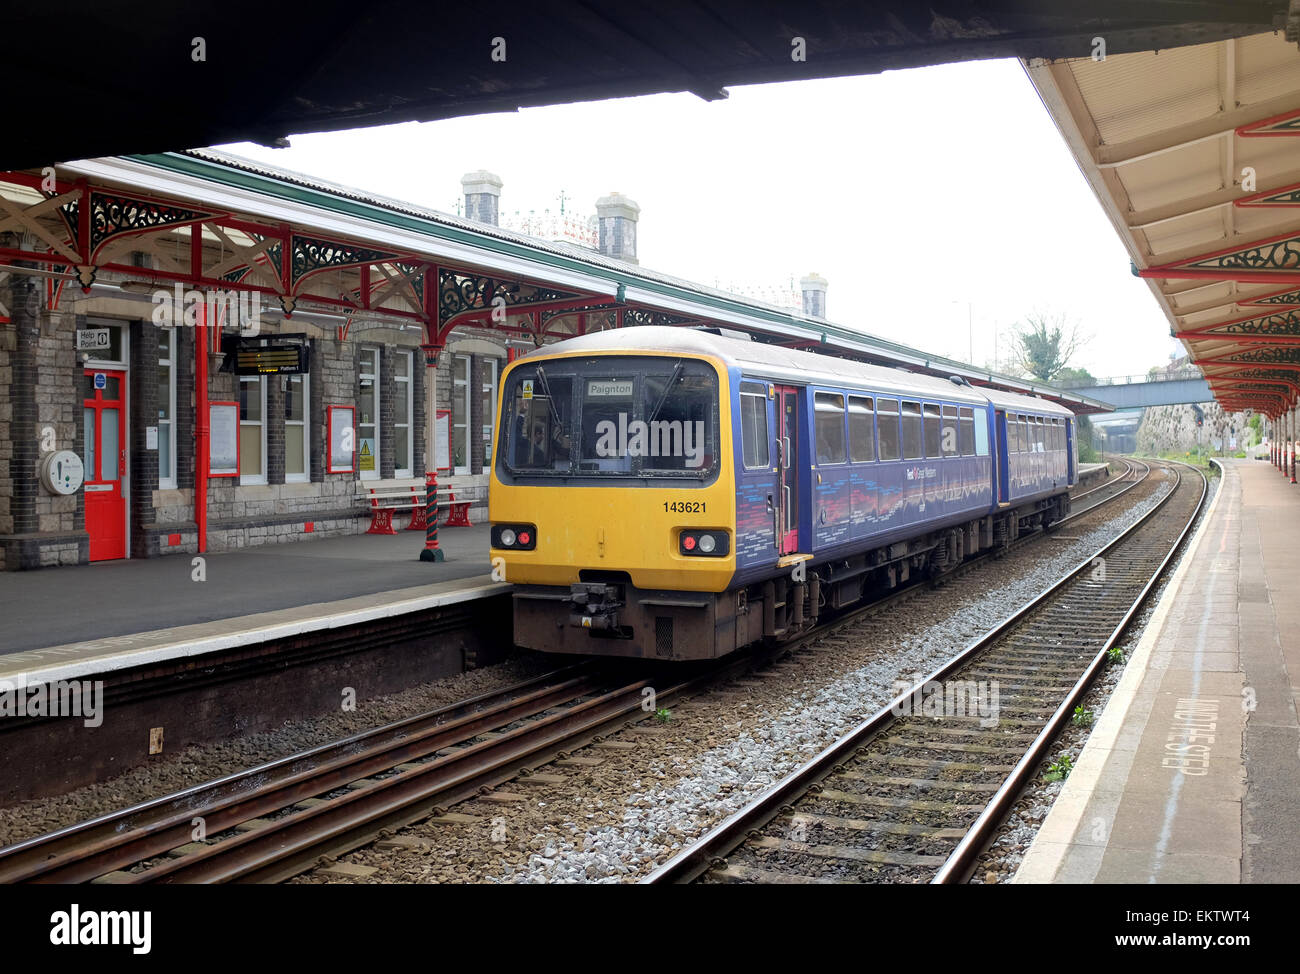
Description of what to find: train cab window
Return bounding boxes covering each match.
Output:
[814,391,847,464]
[941,405,960,456]
[901,401,923,460]
[848,396,875,462]
[498,356,719,481]
[506,373,575,471]
[923,404,942,457]
[877,398,901,461]
[739,381,770,469]
[958,407,976,456]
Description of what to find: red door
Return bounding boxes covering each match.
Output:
[83,368,127,561]
[775,385,800,555]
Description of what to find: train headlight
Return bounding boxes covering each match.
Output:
[698,534,716,554]
[492,524,536,550]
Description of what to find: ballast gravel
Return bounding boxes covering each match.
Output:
[297,470,1178,883]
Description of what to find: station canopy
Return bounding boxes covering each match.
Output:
[3,1,1288,169]
[1027,28,1300,418]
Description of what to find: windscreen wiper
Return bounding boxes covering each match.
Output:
[534,365,564,429]
[647,360,683,424]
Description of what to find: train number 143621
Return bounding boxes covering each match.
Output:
[664,500,706,514]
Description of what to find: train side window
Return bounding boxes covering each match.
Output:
[848,396,875,462]
[958,406,975,456]
[739,381,770,469]
[1036,417,1046,453]
[941,405,960,456]
[923,403,942,457]
[1020,415,1030,453]
[814,391,847,464]
[901,401,923,460]
[877,398,901,461]
[1056,419,1064,451]
[973,407,989,456]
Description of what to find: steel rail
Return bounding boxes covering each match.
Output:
[643,460,1198,884]
[931,459,1209,883]
[0,663,600,883]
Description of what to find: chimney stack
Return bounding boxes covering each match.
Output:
[461,170,503,226]
[595,193,640,264]
[800,273,828,318]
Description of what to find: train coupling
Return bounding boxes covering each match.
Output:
[567,582,624,631]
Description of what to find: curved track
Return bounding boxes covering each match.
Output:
[643,460,1206,884]
[0,458,1165,884]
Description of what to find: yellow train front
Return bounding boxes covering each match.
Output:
[489,328,739,660]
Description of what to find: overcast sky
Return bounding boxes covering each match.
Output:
[220,57,1183,380]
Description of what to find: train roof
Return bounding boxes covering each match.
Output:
[521,326,1076,417]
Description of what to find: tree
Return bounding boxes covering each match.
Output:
[1010,311,1086,382]
[1054,365,1096,388]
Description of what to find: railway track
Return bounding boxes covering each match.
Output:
[1067,457,1147,518]
[643,460,1206,884]
[0,458,1163,885]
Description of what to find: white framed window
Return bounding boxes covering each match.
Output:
[452,353,470,475]
[358,347,380,481]
[239,375,267,485]
[394,350,413,477]
[158,329,177,489]
[481,357,498,466]
[284,372,310,483]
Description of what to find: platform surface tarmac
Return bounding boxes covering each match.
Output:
[1016,458,1300,884]
[0,525,493,657]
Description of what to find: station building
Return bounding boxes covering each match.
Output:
[0,152,1100,571]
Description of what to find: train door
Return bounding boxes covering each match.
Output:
[775,384,800,554]
[994,409,1010,506]
[1066,418,1077,483]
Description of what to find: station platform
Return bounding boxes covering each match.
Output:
[1015,457,1300,884]
[0,525,503,685]
[1074,461,1111,493]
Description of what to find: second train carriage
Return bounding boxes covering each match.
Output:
[489,327,1077,660]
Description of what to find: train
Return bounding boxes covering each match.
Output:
[489,326,1077,660]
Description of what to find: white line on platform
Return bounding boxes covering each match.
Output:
[0,576,510,687]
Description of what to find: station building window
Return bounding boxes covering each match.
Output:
[158,329,176,489]
[481,357,499,467]
[452,353,470,475]
[285,373,309,482]
[358,347,380,481]
[901,401,923,460]
[877,398,901,461]
[239,375,267,485]
[848,396,875,462]
[740,381,770,468]
[394,351,413,477]
[814,391,846,465]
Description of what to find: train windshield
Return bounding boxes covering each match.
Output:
[497,356,719,481]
